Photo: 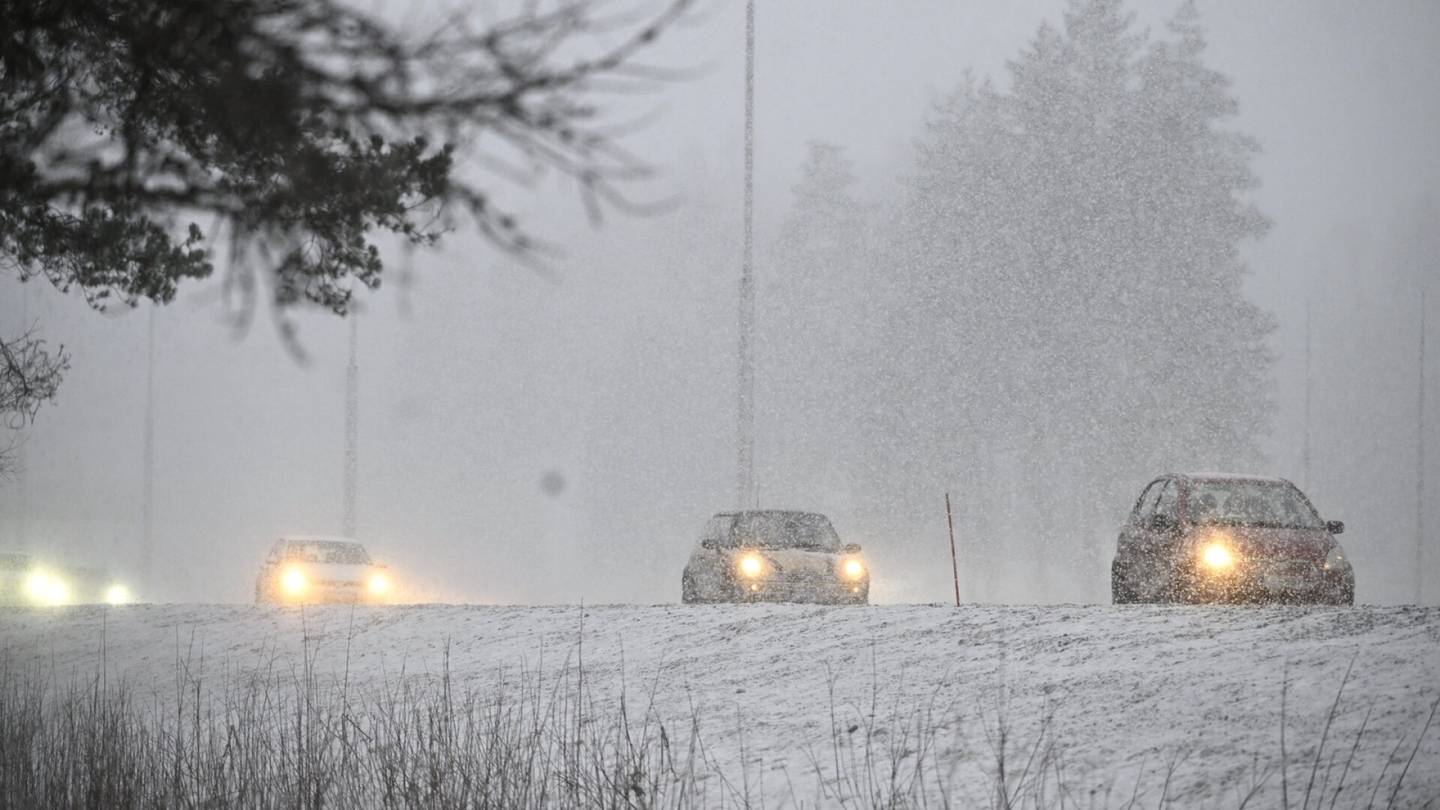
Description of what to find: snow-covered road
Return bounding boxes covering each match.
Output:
[3,603,1437,806]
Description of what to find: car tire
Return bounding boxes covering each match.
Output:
[1112,580,1137,604]
[1111,566,1138,604]
[681,572,701,604]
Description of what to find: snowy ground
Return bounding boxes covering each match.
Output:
[2,603,1437,807]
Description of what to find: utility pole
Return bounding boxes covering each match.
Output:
[736,0,756,509]
[343,316,359,538]
[1302,297,1312,491]
[140,305,156,584]
[1418,286,1427,605]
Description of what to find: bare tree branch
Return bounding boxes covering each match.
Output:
[0,325,68,476]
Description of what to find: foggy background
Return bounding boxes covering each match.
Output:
[1,0,1437,605]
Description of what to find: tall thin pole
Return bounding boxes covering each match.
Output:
[945,492,961,607]
[342,316,359,538]
[1418,286,1427,605]
[737,0,756,508]
[1302,297,1312,490]
[140,305,156,583]
[16,286,28,549]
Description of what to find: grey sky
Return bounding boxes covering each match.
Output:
[2,0,1437,603]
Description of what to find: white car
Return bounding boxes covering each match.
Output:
[255,536,394,605]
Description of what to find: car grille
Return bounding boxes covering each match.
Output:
[755,568,849,599]
[1261,560,1320,591]
[774,569,831,586]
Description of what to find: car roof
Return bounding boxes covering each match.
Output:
[713,510,830,520]
[278,534,365,547]
[0,552,32,569]
[1167,472,1294,486]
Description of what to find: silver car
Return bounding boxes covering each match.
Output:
[681,511,870,604]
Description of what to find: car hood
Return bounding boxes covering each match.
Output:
[289,562,379,584]
[1195,526,1333,563]
[734,548,840,575]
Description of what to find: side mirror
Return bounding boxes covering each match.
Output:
[1326,520,1345,535]
[842,543,862,554]
[701,537,718,550]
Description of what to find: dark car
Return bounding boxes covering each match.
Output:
[681,510,870,604]
[1111,473,1353,605]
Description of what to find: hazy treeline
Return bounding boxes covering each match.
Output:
[742,0,1272,600]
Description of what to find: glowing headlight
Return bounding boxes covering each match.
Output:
[738,554,764,578]
[24,570,71,606]
[367,572,392,597]
[842,558,866,580]
[104,584,133,605]
[280,567,308,596]
[1200,542,1235,571]
[1325,545,1350,571]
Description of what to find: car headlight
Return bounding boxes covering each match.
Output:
[280,567,308,596]
[737,554,765,578]
[1200,541,1235,572]
[24,570,71,606]
[104,584,133,605]
[841,558,866,580]
[367,572,392,597]
[1325,545,1350,572]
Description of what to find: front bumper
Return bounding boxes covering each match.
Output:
[262,585,388,605]
[730,577,869,604]
[1184,560,1352,604]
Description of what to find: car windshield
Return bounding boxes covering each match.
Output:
[0,553,30,572]
[731,513,841,551]
[1186,480,1323,530]
[284,541,371,565]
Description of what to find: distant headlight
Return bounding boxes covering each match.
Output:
[1200,542,1235,571]
[280,567,308,596]
[841,558,866,580]
[1325,545,1350,572]
[738,554,765,578]
[367,572,392,597]
[24,570,71,606]
[104,584,133,605]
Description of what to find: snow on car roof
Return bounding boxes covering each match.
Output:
[0,552,32,570]
[279,534,365,547]
[717,509,829,519]
[1172,472,1293,484]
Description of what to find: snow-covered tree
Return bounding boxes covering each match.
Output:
[871,0,1274,600]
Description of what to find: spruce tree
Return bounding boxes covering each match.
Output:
[765,141,874,506]
[873,0,1274,600]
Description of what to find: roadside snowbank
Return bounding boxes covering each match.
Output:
[2,603,1436,805]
